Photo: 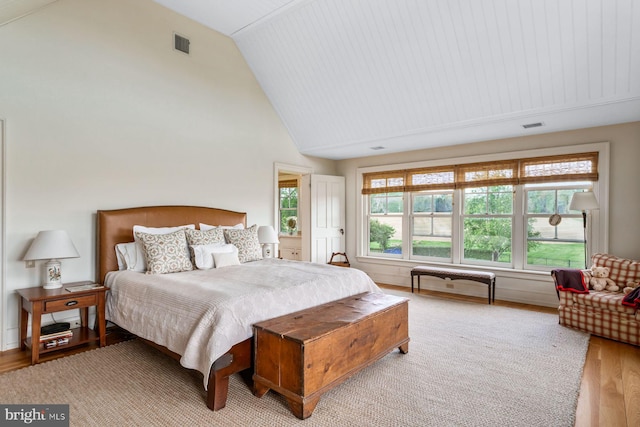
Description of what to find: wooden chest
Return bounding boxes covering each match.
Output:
[252,292,409,419]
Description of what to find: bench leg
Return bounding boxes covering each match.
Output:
[492,279,496,303]
[487,283,491,305]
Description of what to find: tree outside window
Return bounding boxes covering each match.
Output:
[368,192,403,255]
[462,186,515,263]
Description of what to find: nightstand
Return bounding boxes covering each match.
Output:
[16,281,109,364]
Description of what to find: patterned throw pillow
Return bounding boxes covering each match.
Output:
[223,225,262,263]
[135,229,193,274]
[184,228,225,246]
[185,228,225,265]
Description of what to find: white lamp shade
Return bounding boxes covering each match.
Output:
[569,191,599,211]
[24,230,80,261]
[258,226,280,244]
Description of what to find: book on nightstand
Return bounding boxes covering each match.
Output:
[65,283,104,292]
[39,330,73,343]
[43,336,71,349]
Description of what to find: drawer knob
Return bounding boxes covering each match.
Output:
[65,300,78,306]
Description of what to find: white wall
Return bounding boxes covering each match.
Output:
[337,122,640,307]
[0,0,335,349]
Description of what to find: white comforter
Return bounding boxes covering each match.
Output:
[105,258,381,388]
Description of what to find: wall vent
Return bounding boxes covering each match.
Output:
[174,33,190,54]
[522,122,544,129]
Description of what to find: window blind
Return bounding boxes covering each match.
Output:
[361,152,598,194]
[406,167,456,191]
[519,152,598,184]
[456,160,519,188]
[362,171,406,194]
[278,179,298,189]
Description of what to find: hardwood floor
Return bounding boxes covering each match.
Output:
[1,287,638,427]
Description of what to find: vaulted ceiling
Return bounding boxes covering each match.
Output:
[7,0,640,159]
[154,0,640,159]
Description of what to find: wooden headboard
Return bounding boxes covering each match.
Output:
[96,205,247,283]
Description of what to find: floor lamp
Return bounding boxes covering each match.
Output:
[569,191,599,268]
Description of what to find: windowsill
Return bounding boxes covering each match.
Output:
[279,233,301,238]
[355,255,552,279]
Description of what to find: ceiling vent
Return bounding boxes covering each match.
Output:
[174,33,190,54]
[522,122,544,129]
[370,146,386,150]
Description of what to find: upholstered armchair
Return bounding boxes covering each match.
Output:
[552,253,640,347]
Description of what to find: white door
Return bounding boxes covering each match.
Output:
[301,174,345,264]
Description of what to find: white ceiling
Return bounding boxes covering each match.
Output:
[42,1,640,159]
[0,0,57,26]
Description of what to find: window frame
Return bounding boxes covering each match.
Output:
[278,179,299,235]
[356,142,609,273]
[367,192,405,258]
[460,185,515,267]
[523,182,592,271]
[409,190,454,262]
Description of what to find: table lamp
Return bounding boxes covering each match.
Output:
[24,230,80,289]
[258,225,280,258]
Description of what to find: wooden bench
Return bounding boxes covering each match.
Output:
[252,292,409,419]
[411,266,496,304]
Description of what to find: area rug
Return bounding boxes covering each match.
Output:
[0,290,589,426]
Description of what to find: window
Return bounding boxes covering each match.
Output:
[411,191,453,259]
[525,183,590,268]
[279,179,298,234]
[462,185,513,264]
[368,192,403,255]
[360,149,603,271]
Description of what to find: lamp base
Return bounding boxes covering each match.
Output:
[262,245,273,258]
[43,259,62,289]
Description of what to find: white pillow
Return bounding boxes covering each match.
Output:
[191,243,237,270]
[213,251,241,268]
[133,224,195,235]
[132,224,195,271]
[115,242,144,272]
[199,223,244,231]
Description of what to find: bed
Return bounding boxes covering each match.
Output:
[96,205,381,411]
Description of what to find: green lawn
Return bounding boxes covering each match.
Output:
[527,242,585,268]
